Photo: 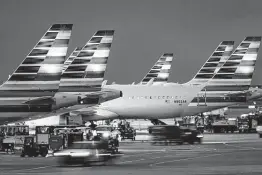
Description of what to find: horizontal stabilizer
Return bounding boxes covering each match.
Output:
[23,96,55,104]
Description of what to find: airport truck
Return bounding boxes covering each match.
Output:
[212,118,238,133]
[238,114,258,133]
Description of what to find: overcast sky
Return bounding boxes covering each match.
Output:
[1,0,262,85]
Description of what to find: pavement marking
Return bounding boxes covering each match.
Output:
[118,158,146,164]
[223,143,262,150]
[149,153,223,166]
[8,165,55,172]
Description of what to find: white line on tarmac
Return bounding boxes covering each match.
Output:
[223,143,262,150]
[149,153,223,166]
[118,158,146,164]
[9,165,55,172]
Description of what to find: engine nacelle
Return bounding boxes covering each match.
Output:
[51,92,81,110]
[98,88,123,103]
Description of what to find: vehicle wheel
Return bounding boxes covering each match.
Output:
[259,134,262,138]
[231,130,234,133]
[188,140,194,145]
[178,141,183,145]
[220,128,226,133]
[239,130,242,133]
[40,149,48,157]
[20,152,25,157]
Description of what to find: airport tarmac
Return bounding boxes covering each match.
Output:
[1,133,262,175]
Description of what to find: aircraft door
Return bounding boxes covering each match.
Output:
[197,88,207,106]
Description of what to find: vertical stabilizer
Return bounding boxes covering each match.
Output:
[187,41,234,85]
[60,30,114,91]
[1,24,73,92]
[141,53,173,85]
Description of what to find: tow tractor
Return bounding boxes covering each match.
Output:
[20,125,85,157]
[20,136,39,157]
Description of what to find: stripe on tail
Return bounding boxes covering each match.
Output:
[62,47,82,73]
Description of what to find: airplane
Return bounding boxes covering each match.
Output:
[182,37,262,116]
[69,37,262,124]
[17,52,174,126]
[17,37,262,127]
[0,25,121,124]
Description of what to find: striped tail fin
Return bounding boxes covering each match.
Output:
[60,30,114,91]
[0,24,73,92]
[62,47,82,73]
[187,41,234,85]
[212,36,261,89]
[141,53,173,85]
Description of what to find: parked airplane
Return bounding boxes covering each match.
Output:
[0,26,121,124]
[69,37,262,123]
[183,37,262,116]
[18,37,262,127]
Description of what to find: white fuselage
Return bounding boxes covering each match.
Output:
[95,84,203,120]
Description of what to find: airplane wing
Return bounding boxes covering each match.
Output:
[13,104,118,124]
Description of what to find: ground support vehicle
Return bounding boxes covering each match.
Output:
[35,125,83,156]
[148,125,203,145]
[120,127,136,141]
[238,114,258,133]
[54,141,122,166]
[20,136,39,157]
[212,119,238,133]
[0,125,29,153]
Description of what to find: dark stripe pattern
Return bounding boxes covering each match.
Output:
[141,53,173,85]
[60,30,114,91]
[189,41,234,84]
[188,37,261,111]
[0,24,72,93]
[62,47,82,72]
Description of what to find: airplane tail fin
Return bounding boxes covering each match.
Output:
[60,30,115,91]
[187,41,234,85]
[141,53,173,85]
[62,47,82,73]
[211,36,261,89]
[1,24,73,91]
